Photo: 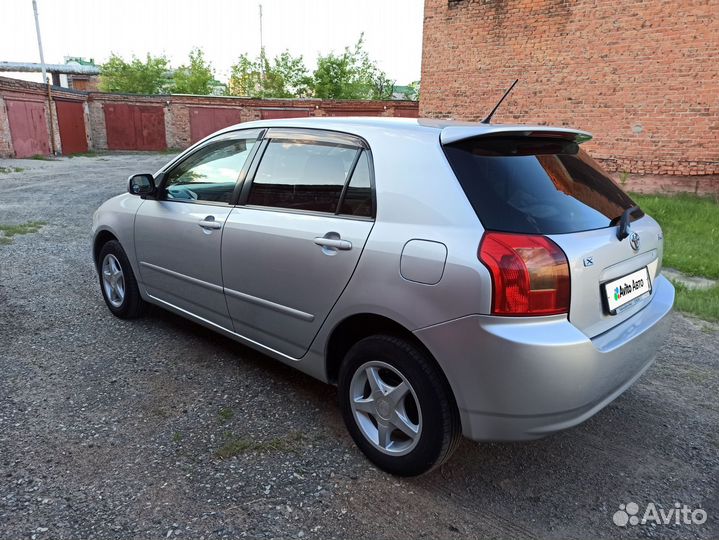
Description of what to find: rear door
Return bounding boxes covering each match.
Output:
[222,128,375,358]
[134,129,262,329]
[443,134,663,338]
[549,215,662,337]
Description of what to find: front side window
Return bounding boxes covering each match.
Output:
[248,140,360,213]
[164,130,260,204]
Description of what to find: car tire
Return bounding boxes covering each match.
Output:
[97,240,145,319]
[338,334,461,476]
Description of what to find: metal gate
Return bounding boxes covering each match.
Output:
[5,98,50,158]
[104,103,166,151]
[55,99,88,155]
[259,108,311,120]
[189,107,243,143]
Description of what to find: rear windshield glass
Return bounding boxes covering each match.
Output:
[443,137,642,234]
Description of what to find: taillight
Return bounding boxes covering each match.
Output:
[478,232,570,316]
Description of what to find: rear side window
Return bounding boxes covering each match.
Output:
[339,151,373,217]
[248,140,359,213]
[443,137,642,234]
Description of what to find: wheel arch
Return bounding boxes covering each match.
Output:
[93,229,119,269]
[324,312,456,404]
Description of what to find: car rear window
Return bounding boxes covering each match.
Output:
[443,137,642,234]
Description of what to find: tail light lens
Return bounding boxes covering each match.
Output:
[478,232,570,316]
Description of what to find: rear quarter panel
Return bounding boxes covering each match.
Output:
[305,126,495,371]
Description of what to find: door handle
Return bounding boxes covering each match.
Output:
[198,217,222,230]
[313,236,352,250]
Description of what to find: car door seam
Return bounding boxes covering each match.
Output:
[299,219,377,360]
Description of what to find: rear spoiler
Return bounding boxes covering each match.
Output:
[440,125,593,145]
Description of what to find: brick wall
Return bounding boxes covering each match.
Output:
[421,0,719,193]
[0,95,11,157]
[86,99,105,151]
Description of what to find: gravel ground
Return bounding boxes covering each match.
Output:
[0,155,717,540]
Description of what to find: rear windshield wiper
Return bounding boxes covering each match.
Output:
[614,206,641,240]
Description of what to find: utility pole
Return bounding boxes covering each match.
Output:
[259,3,264,53]
[259,3,264,79]
[32,0,56,155]
[31,0,47,83]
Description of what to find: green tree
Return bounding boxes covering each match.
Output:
[227,53,261,97]
[403,80,420,101]
[264,51,312,98]
[312,52,358,99]
[172,48,215,95]
[312,34,394,100]
[99,53,169,94]
[227,50,310,98]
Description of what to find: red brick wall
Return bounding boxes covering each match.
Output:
[421,0,719,192]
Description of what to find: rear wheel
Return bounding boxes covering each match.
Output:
[338,334,461,476]
[98,240,145,319]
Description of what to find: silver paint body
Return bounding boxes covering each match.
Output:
[92,117,674,441]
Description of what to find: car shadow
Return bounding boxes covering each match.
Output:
[143,306,706,538]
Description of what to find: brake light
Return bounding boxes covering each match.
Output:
[478,232,570,316]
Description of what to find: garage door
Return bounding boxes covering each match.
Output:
[55,100,88,155]
[6,99,50,158]
[104,103,166,151]
[260,109,311,120]
[189,107,243,143]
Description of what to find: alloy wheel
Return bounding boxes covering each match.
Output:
[101,253,126,308]
[349,360,422,456]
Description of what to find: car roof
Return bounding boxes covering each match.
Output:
[218,116,593,144]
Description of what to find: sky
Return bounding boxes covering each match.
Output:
[0,0,424,85]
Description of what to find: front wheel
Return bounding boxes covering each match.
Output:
[338,335,461,476]
[97,240,145,319]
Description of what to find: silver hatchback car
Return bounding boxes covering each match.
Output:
[93,117,674,476]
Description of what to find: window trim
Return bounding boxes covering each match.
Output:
[156,128,266,207]
[264,127,369,149]
[335,149,363,214]
[234,204,375,222]
[237,128,376,220]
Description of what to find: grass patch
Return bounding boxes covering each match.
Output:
[215,431,305,459]
[671,282,719,322]
[0,220,46,245]
[0,166,24,174]
[631,193,719,279]
[218,407,234,423]
[67,151,101,158]
[30,154,53,161]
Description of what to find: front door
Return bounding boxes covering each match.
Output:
[222,130,375,358]
[134,129,262,329]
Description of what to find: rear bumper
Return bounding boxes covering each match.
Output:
[414,275,675,441]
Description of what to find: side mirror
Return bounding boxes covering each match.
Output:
[128,173,156,197]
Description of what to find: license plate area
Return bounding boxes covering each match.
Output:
[602,267,652,315]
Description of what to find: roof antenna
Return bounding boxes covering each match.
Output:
[480,79,519,124]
